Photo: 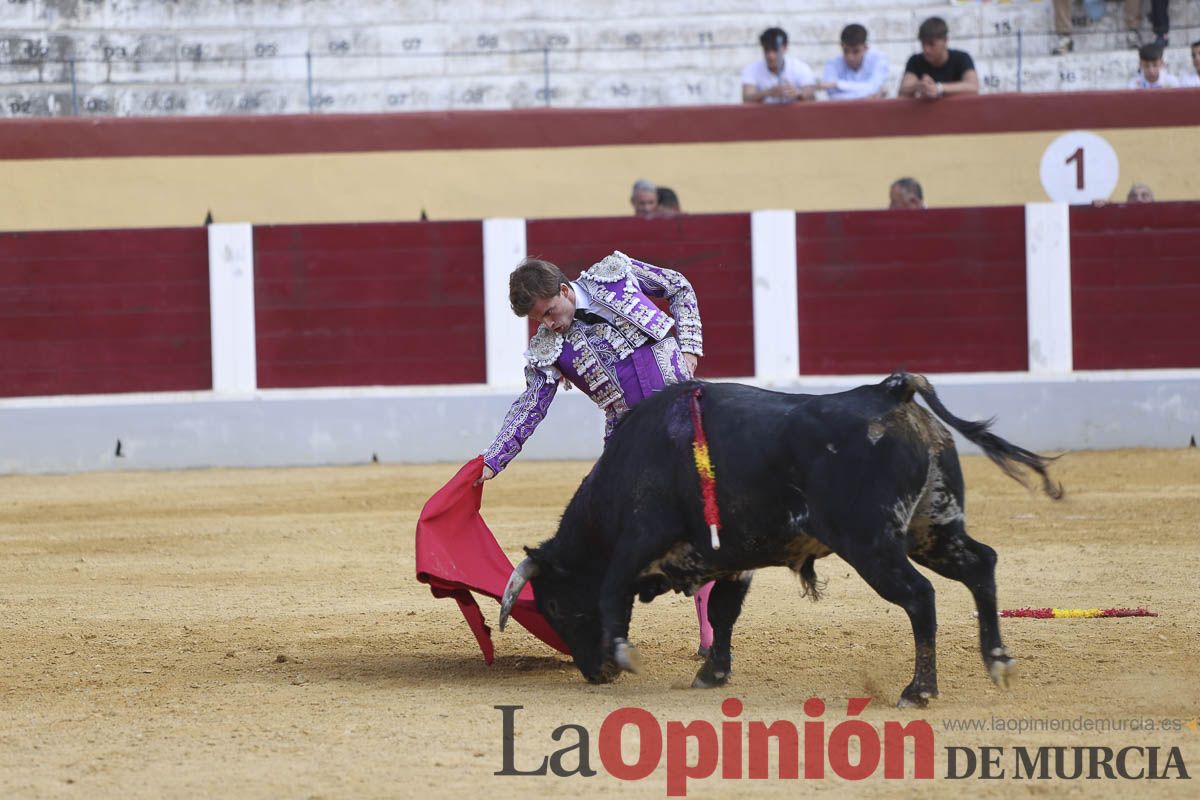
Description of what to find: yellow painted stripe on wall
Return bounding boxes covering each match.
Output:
[3,126,1197,232]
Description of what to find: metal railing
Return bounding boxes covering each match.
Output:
[1,21,1195,117]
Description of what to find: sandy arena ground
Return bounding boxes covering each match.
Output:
[1,448,1198,798]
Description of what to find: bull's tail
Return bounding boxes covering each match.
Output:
[798,556,825,602]
[894,373,1064,500]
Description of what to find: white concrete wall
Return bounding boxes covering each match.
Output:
[751,209,799,381]
[1024,202,1072,374]
[2,372,1197,474]
[3,1,1197,117]
[207,222,258,393]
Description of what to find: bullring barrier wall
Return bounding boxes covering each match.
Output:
[2,91,1200,230]
[1,204,1197,473]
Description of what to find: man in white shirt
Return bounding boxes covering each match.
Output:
[819,24,889,100]
[1181,40,1200,88]
[1129,43,1179,89]
[741,27,816,104]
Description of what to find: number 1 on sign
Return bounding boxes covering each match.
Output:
[1039,131,1118,203]
[1065,147,1084,190]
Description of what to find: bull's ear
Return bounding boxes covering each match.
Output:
[523,545,549,568]
[524,545,568,577]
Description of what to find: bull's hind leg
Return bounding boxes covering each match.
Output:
[910,520,1015,688]
[692,572,753,689]
[837,538,939,708]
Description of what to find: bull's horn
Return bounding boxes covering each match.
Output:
[498,557,540,631]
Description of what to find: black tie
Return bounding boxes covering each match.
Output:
[574,309,608,326]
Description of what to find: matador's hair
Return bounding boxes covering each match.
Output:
[509,258,569,317]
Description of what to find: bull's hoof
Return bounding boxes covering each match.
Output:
[691,659,730,689]
[585,660,621,684]
[988,654,1017,688]
[897,683,938,709]
[613,638,643,674]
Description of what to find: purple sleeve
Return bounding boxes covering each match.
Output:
[628,260,704,356]
[482,366,559,474]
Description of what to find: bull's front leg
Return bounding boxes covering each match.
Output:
[598,573,641,676]
[692,572,753,689]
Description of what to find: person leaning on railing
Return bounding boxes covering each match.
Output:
[1183,41,1200,88]
[817,24,889,100]
[741,27,817,104]
[898,16,979,101]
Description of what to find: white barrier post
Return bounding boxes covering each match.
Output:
[1024,203,1073,374]
[483,218,529,387]
[751,209,800,381]
[207,223,257,393]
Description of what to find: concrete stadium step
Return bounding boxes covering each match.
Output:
[1,0,1198,115]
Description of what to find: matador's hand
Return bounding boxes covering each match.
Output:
[474,465,496,486]
[683,353,699,378]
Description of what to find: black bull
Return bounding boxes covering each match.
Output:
[499,373,1062,708]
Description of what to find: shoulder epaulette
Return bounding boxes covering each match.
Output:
[525,325,564,368]
[580,250,633,283]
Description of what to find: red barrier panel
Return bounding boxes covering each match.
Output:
[253,221,486,388]
[0,228,211,397]
[3,203,1195,401]
[797,207,1028,375]
[6,91,1198,160]
[526,214,754,378]
[1070,202,1200,370]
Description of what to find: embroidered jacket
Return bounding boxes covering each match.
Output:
[483,251,703,474]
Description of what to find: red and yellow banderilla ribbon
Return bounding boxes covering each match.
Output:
[1001,607,1157,618]
[689,387,722,550]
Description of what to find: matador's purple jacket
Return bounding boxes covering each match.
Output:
[483,251,703,474]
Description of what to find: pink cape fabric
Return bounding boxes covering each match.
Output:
[415,456,570,664]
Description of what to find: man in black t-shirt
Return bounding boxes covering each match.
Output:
[899,16,979,100]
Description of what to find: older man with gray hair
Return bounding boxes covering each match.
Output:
[889,177,926,210]
[631,179,659,217]
[1125,182,1155,203]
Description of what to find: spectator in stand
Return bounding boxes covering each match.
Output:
[656,186,682,216]
[1055,1,1170,53]
[1126,182,1155,202]
[1093,182,1155,206]
[1129,43,1179,89]
[1125,1,1171,48]
[631,179,659,217]
[888,177,926,210]
[1051,0,1080,55]
[1181,40,1200,88]
[819,24,889,99]
[741,27,816,104]
[899,17,979,100]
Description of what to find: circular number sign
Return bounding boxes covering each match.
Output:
[1039,131,1119,204]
